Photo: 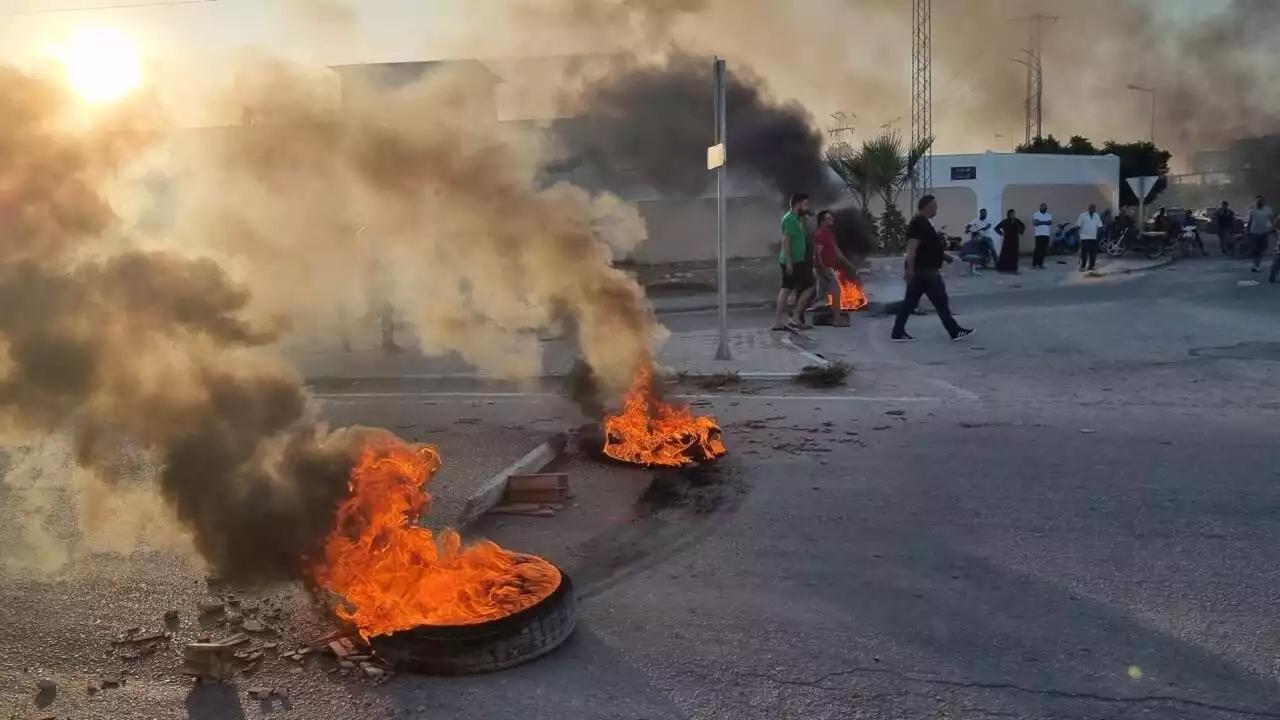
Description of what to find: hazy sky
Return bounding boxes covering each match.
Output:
[0,0,1248,145]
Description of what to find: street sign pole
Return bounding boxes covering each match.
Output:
[1127,175,1159,242]
[713,58,730,361]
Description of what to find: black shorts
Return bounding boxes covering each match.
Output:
[780,260,814,291]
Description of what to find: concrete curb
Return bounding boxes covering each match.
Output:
[652,299,772,315]
[457,433,568,530]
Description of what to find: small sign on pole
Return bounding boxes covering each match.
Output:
[706,143,726,170]
[1126,176,1160,203]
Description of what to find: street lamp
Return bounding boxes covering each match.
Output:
[1126,84,1156,144]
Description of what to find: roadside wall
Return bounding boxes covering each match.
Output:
[628,196,782,263]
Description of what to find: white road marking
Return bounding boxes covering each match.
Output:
[924,377,981,401]
[780,334,831,367]
[313,391,951,403]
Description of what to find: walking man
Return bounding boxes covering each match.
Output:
[1246,195,1275,273]
[1075,203,1104,272]
[813,210,857,324]
[773,193,816,330]
[891,195,974,342]
[1216,200,1236,255]
[1031,202,1052,269]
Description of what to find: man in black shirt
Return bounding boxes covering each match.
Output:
[891,194,974,342]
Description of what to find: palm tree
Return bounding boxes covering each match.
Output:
[824,147,875,212]
[857,130,934,253]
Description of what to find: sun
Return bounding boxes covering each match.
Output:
[55,26,143,104]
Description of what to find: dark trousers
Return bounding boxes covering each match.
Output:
[892,271,962,338]
[1079,239,1099,270]
[1032,236,1050,267]
[1270,248,1280,282]
[1249,233,1269,266]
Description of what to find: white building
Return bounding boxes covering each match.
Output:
[922,152,1121,247]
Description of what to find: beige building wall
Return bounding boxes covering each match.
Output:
[1001,183,1114,254]
[625,196,784,263]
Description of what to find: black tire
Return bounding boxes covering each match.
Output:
[370,570,577,675]
[1145,244,1165,260]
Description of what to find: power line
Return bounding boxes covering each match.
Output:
[12,0,214,14]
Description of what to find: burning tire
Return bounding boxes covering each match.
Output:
[369,570,577,675]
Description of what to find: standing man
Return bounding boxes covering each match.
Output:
[1075,203,1104,272]
[891,195,975,342]
[1215,200,1236,256]
[1246,195,1275,273]
[1031,202,1053,269]
[773,193,816,331]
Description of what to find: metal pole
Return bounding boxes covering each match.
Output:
[1150,91,1156,145]
[714,58,731,361]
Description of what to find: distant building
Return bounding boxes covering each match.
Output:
[330,60,503,120]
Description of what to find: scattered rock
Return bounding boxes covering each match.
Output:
[1079,429,1098,434]
[86,683,98,695]
[361,664,385,679]
[241,620,267,633]
[337,660,355,670]
[36,679,56,695]
[248,687,271,700]
[198,601,225,615]
[164,609,180,622]
[26,713,56,720]
[100,676,123,689]
[885,409,906,416]
[262,642,278,651]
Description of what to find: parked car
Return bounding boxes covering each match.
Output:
[1195,206,1246,235]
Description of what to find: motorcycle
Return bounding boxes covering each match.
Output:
[1049,222,1079,255]
[1101,221,1165,260]
[1178,222,1206,257]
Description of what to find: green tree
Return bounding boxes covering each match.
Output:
[860,129,934,253]
[1015,134,1171,206]
[824,146,878,237]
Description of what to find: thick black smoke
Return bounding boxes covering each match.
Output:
[573,54,839,204]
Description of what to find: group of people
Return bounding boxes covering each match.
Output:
[1212,196,1280,280]
[962,203,1107,274]
[772,193,1120,341]
[772,193,859,331]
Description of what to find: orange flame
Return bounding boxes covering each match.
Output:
[826,270,869,311]
[603,367,726,467]
[314,435,560,639]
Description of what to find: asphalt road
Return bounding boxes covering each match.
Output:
[2,254,1279,719]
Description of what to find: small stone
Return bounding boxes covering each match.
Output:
[101,676,123,688]
[86,683,98,695]
[241,620,267,633]
[262,642,278,651]
[198,601,225,615]
[36,679,57,693]
[885,410,905,416]
[196,634,211,643]
[247,686,271,700]
[272,688,289,700]
[337,660,355,670]
[164,609,180,622]
[361,664,385,679]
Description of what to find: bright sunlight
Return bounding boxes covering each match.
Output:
[53,26,143,104]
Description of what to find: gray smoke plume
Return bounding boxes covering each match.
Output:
[0,55,661,582]
[0,65,360,583]
[510,0,1280,163]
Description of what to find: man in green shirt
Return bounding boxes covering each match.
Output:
[773,193,816,330]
